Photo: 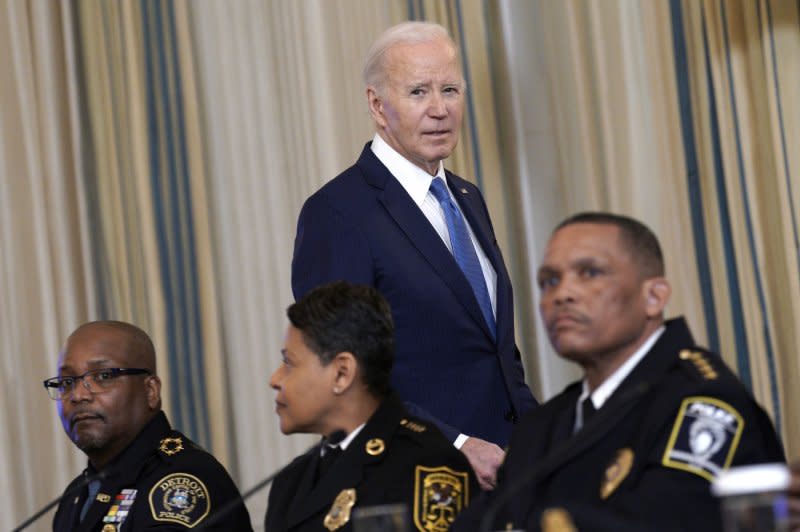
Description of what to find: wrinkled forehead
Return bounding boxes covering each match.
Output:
[384,39,463,79]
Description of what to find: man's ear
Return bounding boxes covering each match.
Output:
[366,87,387,128]
[330,352,358,395]
[145,375,162,410]
[643,277,671,318]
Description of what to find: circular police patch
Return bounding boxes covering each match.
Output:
[149,473,210,527]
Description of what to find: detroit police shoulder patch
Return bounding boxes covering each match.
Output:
[149,472,210,527]
[662,396,744,481]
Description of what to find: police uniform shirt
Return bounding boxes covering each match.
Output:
[455,317,785,532]
[264,393,479,532]
[52,411,253,531]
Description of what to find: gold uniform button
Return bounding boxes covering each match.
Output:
[366,438,385,456]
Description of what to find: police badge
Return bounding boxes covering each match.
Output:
[600,448,634,499]
[324,488,356,531]
[413,465,469,532]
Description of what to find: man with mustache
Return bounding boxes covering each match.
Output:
[48,321,252,531]
[455,212,784,531]
[291,21,536,491]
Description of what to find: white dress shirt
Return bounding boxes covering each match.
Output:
[321,423,365,456]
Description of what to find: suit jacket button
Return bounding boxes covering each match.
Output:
[504,410,518,423]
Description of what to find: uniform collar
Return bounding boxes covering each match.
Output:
[90,411,172,474]
[580,325,666,410]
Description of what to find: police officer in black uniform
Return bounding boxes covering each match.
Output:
[48,320,252,531]
[455,212,785,531]
[265,281,478,531]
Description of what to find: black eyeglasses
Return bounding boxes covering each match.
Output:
[43,368,151,400]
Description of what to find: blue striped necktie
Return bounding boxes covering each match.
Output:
[429,177,496,339]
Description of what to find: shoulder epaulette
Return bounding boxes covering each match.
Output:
[399,418,427,433]
[679,349,719,380]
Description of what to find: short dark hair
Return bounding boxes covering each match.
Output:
[287,281,395,398]
[555,212,665,278]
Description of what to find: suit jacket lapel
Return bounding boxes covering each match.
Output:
[356,147,494,341]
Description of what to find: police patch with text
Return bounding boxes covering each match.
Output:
[149,473,210,527]
[413,465,469,532]
[662,396,744,481]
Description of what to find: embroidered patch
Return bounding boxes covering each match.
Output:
[149,473,210,527]
[323,488,356,531]
[102,488,137,527]
[413,465,469,532]
[600,448,634,499]
[662,396,744,481]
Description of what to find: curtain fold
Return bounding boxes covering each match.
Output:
[673,0,800,452]
[3,1,798,529]
[0,1,88,528]
[71,0,228,456]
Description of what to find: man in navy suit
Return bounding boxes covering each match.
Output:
[291,21,537,489]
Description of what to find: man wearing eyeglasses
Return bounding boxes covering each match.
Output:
[48,320,252,531]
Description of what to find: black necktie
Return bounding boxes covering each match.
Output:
[582,397,597,427]
[317,446,342,482]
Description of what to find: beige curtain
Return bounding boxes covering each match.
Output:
[0,1,88,530]
[3,1,797,529]
[69,0,230,460]
[493,0,707,396]
[1,0,232,528]
[677,0,800,454]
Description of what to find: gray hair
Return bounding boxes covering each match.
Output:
[362,21,461,93]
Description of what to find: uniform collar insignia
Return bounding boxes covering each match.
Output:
[365,438,385,456]
[159,437,184,456]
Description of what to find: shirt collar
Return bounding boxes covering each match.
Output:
[371,133,445,208]
[579,325,666,409]
[322,422,366,455]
